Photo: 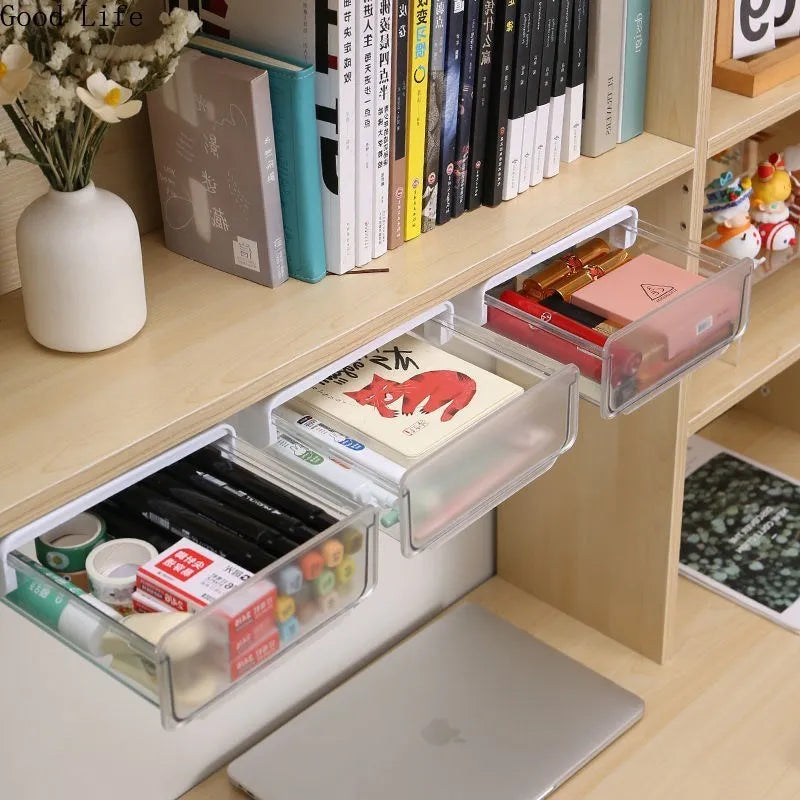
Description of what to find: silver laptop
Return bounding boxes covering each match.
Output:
[229,604,643,800]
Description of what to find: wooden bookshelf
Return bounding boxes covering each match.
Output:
[0,134,694,541]
[707,77,800,155]
[686,256,800,435]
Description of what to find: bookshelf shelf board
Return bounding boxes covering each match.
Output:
[708,79,800,155]
[0,132,692,542]
[183,574,800,800]
[687,257,800,435]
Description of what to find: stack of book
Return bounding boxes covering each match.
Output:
[156,1,651,284]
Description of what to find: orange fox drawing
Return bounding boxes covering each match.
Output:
[344,372,477,421]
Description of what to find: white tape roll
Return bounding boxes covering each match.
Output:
[86,538,157,612]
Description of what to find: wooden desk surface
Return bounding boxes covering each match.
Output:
[183,576,800,800]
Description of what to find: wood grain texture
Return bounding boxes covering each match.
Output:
[738,360,800,435]
[0,134,694,540]
[713,39,800,98]
[687,256,800,434]
[708,76,800,154]
[182,575,800,800]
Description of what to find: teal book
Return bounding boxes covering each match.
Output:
[618,0,651,143]
[191,35,327,283]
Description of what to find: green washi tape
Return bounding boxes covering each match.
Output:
[35,512,107,573]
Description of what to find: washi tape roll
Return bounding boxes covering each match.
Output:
[86,538,157,614]
[35,512,107,573]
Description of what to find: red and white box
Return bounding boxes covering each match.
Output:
[136,539,278,662]
[230,630,282,681]
[131,589,173,614]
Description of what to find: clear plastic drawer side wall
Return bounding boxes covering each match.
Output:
[453,208,754,418]
[0,428,378,729]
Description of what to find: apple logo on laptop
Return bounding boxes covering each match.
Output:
[421,718,466,746]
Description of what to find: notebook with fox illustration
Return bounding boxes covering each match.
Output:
[290,334,524,462]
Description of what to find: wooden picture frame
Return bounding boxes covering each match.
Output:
[714,0,800,97]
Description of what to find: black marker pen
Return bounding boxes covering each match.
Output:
[187,447,338,532]
[93,500,178,553]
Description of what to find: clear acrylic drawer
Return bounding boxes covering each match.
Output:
[235,312,580,557]
[453,208,754,417]
[0,427,378,729]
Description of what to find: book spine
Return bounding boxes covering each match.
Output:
[405,0,432,241]
[543,0,572,178]
[268,71,328,283]
[502,0,534,200]
[316,2,356,274]
[251,77,289,287]
[422,0,448,233]
[481,0,518,208]
[531,0,559,187]
[519,0,546,191]
[437,0,465,224]
[373,0,393,258]
[388,0,409,249]
[582,0,623,157]
[466,0,496,212]
[561,0,587,163]
[355,0,376,265]
[618,0,650,142]
[453,0,480,218]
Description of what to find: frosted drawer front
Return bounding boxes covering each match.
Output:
[1,436,377,729]
[482,218,753,417]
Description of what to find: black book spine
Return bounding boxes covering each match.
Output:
[509,0,534,121]
[567,0,588,90]
[538,0,559,110]
[388,0,409,250]
[524,0,547,116]
[551,0,573,103]
[422,0,449,232]
[466,0,497,211]
[437,0,465,224]
[453,0,480,218]
[481,0,518,207]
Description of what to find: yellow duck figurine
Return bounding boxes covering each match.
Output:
[750,153,793,225]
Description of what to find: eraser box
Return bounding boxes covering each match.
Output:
[457,208,754,418]
[0,427,378,729]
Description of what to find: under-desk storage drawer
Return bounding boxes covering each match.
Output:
[0,427,378,728]
[232,305,579,556]
[453,207,754,417]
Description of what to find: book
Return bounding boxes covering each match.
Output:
[422,0,448,233]
[561,0,588,163]
[618,0,651,143]
[501,0,534,201]
[355,0,376,266]
[190,35,327,284]
[530,0,559,187]
[147,49,288,288]
[681,436,800,633]
[482,0,518,207]
[373,0,393,259]
[519,0,547,191]
[466,0,497,212]
[290,333,523,464]
[582,0,623,157]
[452,0,480,217]
[388,0,409,250]
[173,0,358,274]
[437,0,465,224]
[405,0,432,240]
[543,0,572,178]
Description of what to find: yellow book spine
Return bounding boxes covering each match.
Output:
[404,0,431,241]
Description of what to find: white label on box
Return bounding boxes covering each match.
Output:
[696,315,714,336]
[233,236,261,271]
[732,0,776,59]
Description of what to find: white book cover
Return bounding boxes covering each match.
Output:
[502,118,525,200]
[355,0,375,266]
[176,0,357,273]
[680,435,800,634]
[518,109,538,191]
[372,0,392,259]
[531,102,550,186]
[561,84,583,162]
[543,93,565,177]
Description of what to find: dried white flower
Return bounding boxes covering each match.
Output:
[76,71,142,123]
[0,44,34,105]
[47,41,73,72]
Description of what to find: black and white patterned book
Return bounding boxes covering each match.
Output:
[681,436,800,633]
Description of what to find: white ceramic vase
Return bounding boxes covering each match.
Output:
[16,182,147,353]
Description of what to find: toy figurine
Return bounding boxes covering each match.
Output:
[750,153,797,250]
[759,219,797,252]
[703,171,753,228]
[784,145,800,224]
[704,220,762,260]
